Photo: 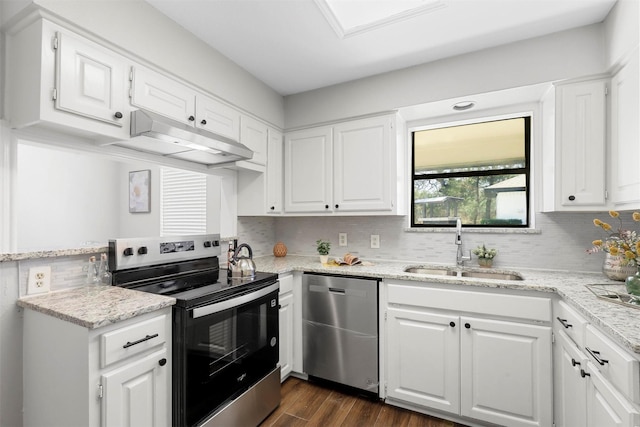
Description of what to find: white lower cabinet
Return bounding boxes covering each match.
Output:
[384,281,552,427]
[386,308,460,413]
[279,292,294,380]
[459,316,552,427]
[102,348,169,427]
[278,273,296,380]
[23,307,171,427]
[555,330,640,427]
[554,300,640,427]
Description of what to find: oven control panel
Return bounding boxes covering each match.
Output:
[109,234,221,270]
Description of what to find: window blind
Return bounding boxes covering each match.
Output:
[161,168,207,236]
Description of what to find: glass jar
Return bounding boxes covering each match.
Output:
[625,266,640,296]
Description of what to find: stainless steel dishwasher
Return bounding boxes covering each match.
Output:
[302,272,379,396]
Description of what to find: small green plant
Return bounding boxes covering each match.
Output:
[316,239,331,256]
[473,244,497,259]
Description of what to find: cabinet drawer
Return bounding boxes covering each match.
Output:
[585,325,640,404]
[101,314,168,368]
[387,282,551,322]
[555,300,588,347]
[279,273,293,295]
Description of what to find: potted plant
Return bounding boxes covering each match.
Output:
[473,244,497,268]
[316,239,331,264]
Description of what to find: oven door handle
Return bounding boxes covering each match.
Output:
[191,282,279,318]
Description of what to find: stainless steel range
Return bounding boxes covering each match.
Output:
[108,234,280,427]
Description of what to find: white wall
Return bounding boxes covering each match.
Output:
[284,24,606,128]
[17,142,121,250]
[605,0,640,69]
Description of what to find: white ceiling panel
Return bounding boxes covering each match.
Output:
[145,0,617,95]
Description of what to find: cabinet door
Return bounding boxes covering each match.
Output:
[267,128,283,213]
[386,307,460,413]
[55,31,126,126]
[284,127,333,213]
[279,292,294,380]
[611,50,640,208]
[554,330,588,427]
[240,115,268,165]
[460,317,552,427]
[130,66,196,125]
[333,116,393,211]
[197,95,240,141]
[555,79,607,209]
[102,348,170,427]
[586,362,640,427]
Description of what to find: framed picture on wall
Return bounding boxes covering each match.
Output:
[129,169,151,213]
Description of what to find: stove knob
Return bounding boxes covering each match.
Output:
[138,246,148,255]
[213,240,220,247]
[203,241,212,248]
[123,247,134,256]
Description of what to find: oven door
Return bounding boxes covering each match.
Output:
[175,282,279,427]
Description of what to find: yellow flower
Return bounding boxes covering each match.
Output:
[601,222,612,231]
[625,251,636,260]
[593,240,603,246]
[594,218,603,227]
[609,246,620,256]
[636,241,640,253]
[633,212,640,222]
[609,211,620,218]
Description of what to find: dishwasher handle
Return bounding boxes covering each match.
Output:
[329,287,346,294]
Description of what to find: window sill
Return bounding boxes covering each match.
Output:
[405,227,541,234]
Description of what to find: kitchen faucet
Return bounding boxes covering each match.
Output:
[455,218,471,267]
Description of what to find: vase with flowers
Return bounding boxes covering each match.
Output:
[472,244,497,268]
[588,211,640,293]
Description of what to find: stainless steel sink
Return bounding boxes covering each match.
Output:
[460,271,524,280]
[403,266,523,280]
[403,266,457,276]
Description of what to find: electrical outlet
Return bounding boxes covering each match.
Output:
[370,234,380,249]
[338,233,348,246]
[27,266,51,295]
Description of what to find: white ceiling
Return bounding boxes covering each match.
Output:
[145,0,617,96]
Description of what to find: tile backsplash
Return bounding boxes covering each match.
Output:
[239,211,618,273]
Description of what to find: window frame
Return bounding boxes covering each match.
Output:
[410,115,532,229]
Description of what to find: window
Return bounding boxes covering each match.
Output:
[161,168,207,236]
[411,116,530,228]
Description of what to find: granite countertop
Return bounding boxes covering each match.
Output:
[254,255,640,355]
[17,286,176,329]
[1,246,108,262]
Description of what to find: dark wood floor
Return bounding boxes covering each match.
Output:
[259,377,469,427]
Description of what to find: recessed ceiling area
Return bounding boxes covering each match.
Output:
[314,0,447,38]
[144,0,617,96]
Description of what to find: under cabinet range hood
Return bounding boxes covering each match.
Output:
[127,109,253,166]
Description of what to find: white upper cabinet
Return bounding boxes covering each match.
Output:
[266,128,284,213]
[130,65,197,125]
[284,126,334,213]
[5,18,131,140]
[236,125,284,215]
[55,31,127,127]
[197,95,241,141]
[130,66,244,144]
[240,115,268,166]
[610,49,640,209]
[333,116,393,212]
[553,77,608,210]
[283,114,405,215]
